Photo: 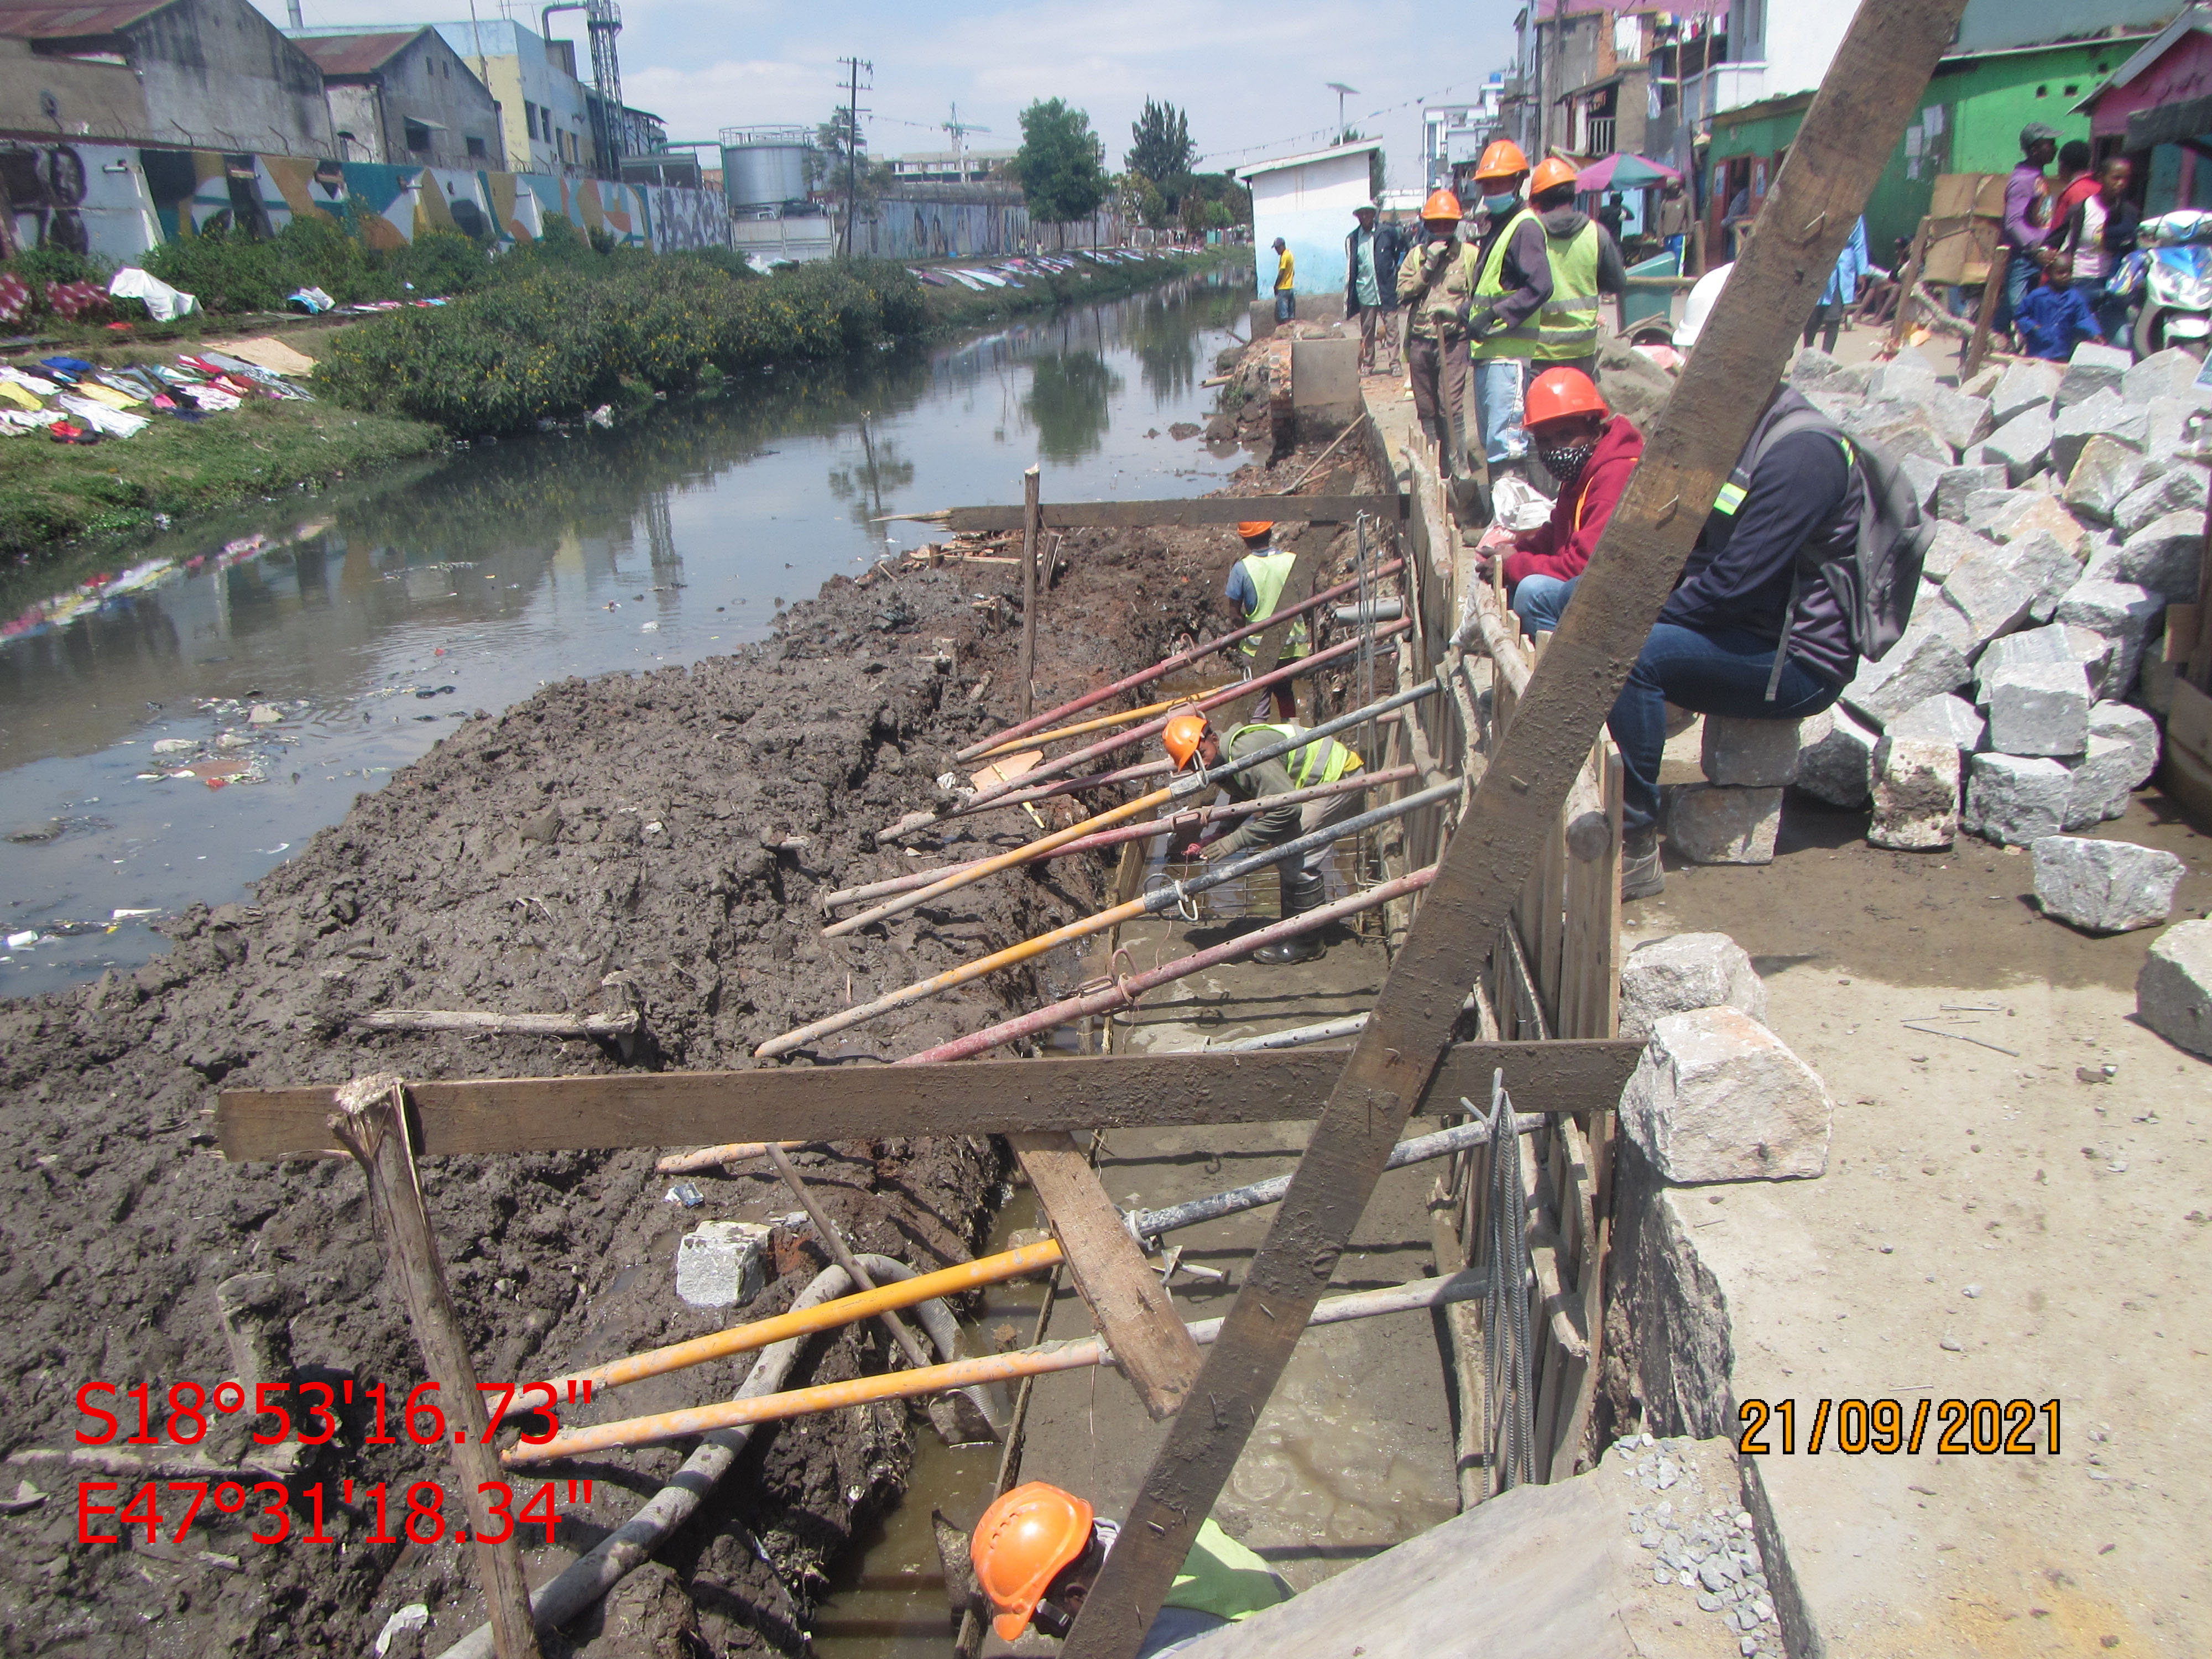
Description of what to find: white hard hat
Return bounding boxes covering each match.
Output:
[1673,262,1733,351]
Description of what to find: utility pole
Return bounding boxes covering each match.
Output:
[835,56,872,258]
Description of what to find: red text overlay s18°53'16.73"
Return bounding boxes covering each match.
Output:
[74,1377,592,1449]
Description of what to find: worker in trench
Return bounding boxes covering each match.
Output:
[1159,707,1363,966]
[1222,519,1306,719]
[972,1481,1291,1656]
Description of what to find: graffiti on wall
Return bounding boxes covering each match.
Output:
[0,142,160,261]
[3,139,727,262]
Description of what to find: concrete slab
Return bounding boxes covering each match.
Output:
[1619,797,2212,1658]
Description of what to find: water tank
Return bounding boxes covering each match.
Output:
[721,126,815,211]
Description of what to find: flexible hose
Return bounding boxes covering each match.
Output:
[439,1255,961,1659]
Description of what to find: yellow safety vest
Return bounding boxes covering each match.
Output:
[1230,722,1360,787]
[1535,220,1602,362]
[1163,1519,1292,1623]
[1472,208,1602,362]
[1234,550,1311,658]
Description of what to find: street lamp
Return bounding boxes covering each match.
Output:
[1327,82,1358,135]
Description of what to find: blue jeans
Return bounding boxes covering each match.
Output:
[1999,247,2038,334]
[1510,572,1577,636]
[1610,622,1842,834]
[1472,356,1527,465]
[1275,289,1295,323]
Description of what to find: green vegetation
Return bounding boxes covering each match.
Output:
[1014,100,1109,224]
[0,397,439,557]
[315,255,925,437]
[1117,98,1250,236]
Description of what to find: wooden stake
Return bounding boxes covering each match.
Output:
[1961,247,2008,382]
[1060,2,1971,1650]
[1887,216,1931,354]
[1019,466,1041,723]
[327,1076,543,1659]
[763,1144,935,1372]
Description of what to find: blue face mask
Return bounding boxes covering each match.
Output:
[1482,192,1520,215]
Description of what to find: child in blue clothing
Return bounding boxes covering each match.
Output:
[2013,252,2105,361]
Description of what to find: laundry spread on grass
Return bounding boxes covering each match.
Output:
[0,346,312,444]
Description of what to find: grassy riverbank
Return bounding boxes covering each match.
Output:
[0,246,1226,561]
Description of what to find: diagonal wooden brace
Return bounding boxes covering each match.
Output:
[1008,1133,1201,1420]
[1058,3,1974,1653]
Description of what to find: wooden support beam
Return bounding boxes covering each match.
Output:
[216,1042,1641,1162]
[1019,466,1041,723]
[329,1076,543,1659]
[1059,4,1969,1652]
[1009,1132,1201,1419]
[894,493,1405,534]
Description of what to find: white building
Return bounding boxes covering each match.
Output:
[1233,139,1383,305]
[1422,75,1507,191]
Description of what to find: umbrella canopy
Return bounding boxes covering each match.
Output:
[1575,153,1681,193]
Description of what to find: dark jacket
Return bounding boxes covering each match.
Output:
[1345,222,1407,313]
[1659,388,1859,687]
[1503,416,1646,589]
[1474,205,1629,335]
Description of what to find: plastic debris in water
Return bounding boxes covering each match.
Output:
[665,1181,704,1208]
[5,931,38,950]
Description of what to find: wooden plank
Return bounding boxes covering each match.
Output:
[1019,466,1041,722]
[330,1078,543,1659]
[1886,216,1931,353]
[925,493,1405,534]
[1960,247,2008,382]
[1008,1131,1202,1420]
[215,1041,1644,1161]
[1058,3,1969,1647]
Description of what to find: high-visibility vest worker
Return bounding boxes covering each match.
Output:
[972,1481,1291,1648]
[1225,521,1310,658]
[1225,722,1359,789]
[1473,155,1606,362]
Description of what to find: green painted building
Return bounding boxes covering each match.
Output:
[1708,36,2154,263]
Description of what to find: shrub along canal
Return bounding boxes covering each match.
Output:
[1,273,1251,997]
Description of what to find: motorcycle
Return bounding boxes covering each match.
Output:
[2120,208,2212,359]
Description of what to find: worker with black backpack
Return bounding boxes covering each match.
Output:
[1600,385,1929,899]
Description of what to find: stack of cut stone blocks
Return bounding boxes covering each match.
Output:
[1768,341,2203,874]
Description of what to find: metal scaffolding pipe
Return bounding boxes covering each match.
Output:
[886,622,1410,840]
[1205,1013,1369,1051]
[821,764,1421,913]
[954,558,1407,761]
[505,1269,1487,1465]
[831,676,1438,944]
[974,691,1227,760]
[897,863,1439,1065]
[765,781,1455,1058]
[1123,1114,1547,1244]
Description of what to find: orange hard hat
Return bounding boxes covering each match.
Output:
[972,1483,1094,1642]
[1474,139,1531,181]
[1525,367,1608,429]
[1235,520,1275,539]
[1163,711,1210,771]
[1420,188,1462,222]
[1530,156,1579,195]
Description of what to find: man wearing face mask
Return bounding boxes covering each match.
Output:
[1395,188,1481,476]
[1494,368,1645,637]
[1459,142,1541,479]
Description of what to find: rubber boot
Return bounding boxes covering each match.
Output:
[1253,869,1328,966]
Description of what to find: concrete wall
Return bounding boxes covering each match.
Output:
[364,32,502,174]
[846,186,1132,259]
[0,40,149,143]
[1245,149,1373,304]
[130,0,334,158]
[0,139,161,260]
[427,23,591,176]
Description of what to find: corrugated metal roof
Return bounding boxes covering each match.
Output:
[0,0,175,39]
[289,30,424,77]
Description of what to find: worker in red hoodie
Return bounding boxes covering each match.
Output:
[1493,367,1644,637]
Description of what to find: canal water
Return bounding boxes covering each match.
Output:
[0,275,1253,998]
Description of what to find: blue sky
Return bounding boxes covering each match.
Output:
[256,0,1517,190]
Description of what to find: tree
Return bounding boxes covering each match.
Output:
[1126,98,1194,187]
[1013,99,1108,225]
[809,107,891,242]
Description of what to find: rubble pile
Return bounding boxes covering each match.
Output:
[1769,343,2200,897]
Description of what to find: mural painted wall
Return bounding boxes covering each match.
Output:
[849,195,1130,260]
[0,139,727,262]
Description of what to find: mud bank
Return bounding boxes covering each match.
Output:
[0,405,1366,1653]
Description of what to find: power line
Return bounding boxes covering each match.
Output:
[834,56,872,257]
[1192,79,1481,166]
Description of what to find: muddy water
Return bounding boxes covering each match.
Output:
[0,275,1251,996]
